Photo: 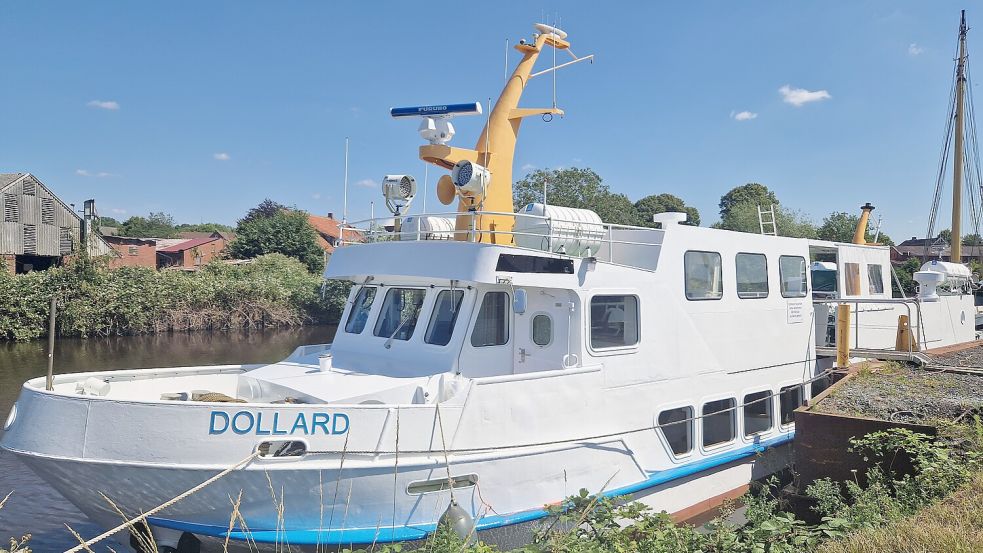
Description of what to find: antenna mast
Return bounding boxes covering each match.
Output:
[953,10,968,262]
[343,137,350,223]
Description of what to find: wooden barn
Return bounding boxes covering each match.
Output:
[1,172,112,274]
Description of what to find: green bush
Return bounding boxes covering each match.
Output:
[0,253,350,341]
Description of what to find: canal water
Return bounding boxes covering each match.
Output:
[0,325,337,552]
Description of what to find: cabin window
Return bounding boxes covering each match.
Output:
[658,406,693,456]
[702,398,736,448]
[844,263,862,296]
[532,314,553,346]
[425,290,465,346]
[685,251,723,300]
[779,256,808,298]
[374,288,426,341]
[779,385,804,426]
[743,391,773,437]
[590,295,639,349]
[736,253,769,299]
[868,264,885,294]
[471,292,510,347]
[345,286,377,334]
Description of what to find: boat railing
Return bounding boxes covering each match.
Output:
[337,210,664,270]
[814,297,927,361]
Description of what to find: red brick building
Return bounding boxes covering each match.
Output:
[103,236,157,268]
[157,232,230,269]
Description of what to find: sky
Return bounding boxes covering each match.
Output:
[0,1,977,241]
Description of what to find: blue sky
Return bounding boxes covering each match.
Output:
[0,1,975,240]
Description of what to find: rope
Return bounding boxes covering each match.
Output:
[306,370,835,457]
[63,451,260,553]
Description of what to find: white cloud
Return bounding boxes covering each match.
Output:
[213,152,231,161]
[75,169,117,178]
[779,85,831,107]
[110,208,127,215]
[312,192,322,200]
[908,43,924,56]
[520,163,537,172]
[355,178,376,188]
[732,110,758,121]
[349,107,362,117]
[87,100,119,110]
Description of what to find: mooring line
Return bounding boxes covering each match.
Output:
[63,451,260,553]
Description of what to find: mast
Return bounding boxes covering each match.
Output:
[952,10,968,262]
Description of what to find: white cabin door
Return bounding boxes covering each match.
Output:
[515,289,573,374]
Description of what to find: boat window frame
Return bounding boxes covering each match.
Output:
[531,312,553,347]
[470,290,511,348]
[742,390,773,438]
[701,397,737,450]
[657,405,695,459]
[588,294,640,352]
[344,285,378,335]
[779,384,804,427]
[779,255,809,298]
[684,250,724,301]
[735,252,769,299]
[843,262,862,297]
[424,289,466,347]
[867,264,885,295]
[372,287,428,342]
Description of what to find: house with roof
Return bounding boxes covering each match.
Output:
[102,235,158,268]
[1,173,112,274]
[308,212,362,259]
[156,231,231,269]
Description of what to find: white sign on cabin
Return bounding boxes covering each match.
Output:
[786,301,805,324]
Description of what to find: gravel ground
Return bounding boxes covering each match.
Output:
[813,347,983,423]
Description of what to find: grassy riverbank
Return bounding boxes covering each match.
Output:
[0,253,349,341]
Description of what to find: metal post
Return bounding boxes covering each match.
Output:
[46,297,57,391]
[836,304,851,369]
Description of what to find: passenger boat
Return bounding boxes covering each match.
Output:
[1,22,977,553]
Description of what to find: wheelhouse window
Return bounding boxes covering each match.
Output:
[743,391,773,437]
[702,398,736,448]
[345,286,377,334]
[471,292,510,347]
[425,290,464,346]
[868,264,885,294]
[844,263,862,296]
[532,314,553,346]
[685,251,723,300]
[590,295,639,349]
[779,256,808,298]
[658,407,693,456]
[374,288,426,341]
[736,253,768,299]
[779,385,803,426]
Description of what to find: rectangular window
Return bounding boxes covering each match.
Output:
[736,253,768,299]
[344,286,377,334]
[471,292,510,347]
[844,262,861,296]
[23,224,37,254]
[658,407,693,456]
[59,227,73,255]
[702,398,736,447]
[425,290,464,346]
[868,264,885,294]
[3,194,18,223]
[375,288,426,341]
[743,391,772,437]
[590,295,639,349]
[127,246,139,256]
[685,251,723,300]
[779,256,808,298]
[21,178,37,196]
[779,385,803,426]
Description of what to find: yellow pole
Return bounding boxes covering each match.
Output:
[836,304,851,368]
[952,10,968,262]
[853,203,875,245]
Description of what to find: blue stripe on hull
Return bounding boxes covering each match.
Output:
[147,432,793,545]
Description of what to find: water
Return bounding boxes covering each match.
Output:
[0,325,337,552]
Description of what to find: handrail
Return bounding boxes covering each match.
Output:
[813,297,924,356]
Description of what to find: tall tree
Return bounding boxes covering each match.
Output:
[634,193,700,227]
[240,199,288,224]
[716,203,817,238]
[512,168,641,225]
[962,233,983,246]
[97,216,121,227]
[175,222,235,234]
[718,183,779,219]
[817,211,893,245]
[119,212,178,238]
[228,209,324,273]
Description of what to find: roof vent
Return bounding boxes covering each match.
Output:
[652,212,688,228]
